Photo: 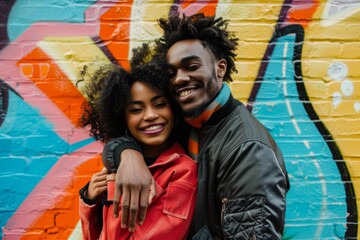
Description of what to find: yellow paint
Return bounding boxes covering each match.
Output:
[128,0,173,55]
[216,1,283,104]
[38,36,111,96]
[302,0,360,230]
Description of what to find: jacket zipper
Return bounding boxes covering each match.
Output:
[221,198,228,228]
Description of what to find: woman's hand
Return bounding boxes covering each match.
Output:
[86,168,109,200]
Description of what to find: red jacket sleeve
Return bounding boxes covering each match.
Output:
[131,153,198,239]
[104,150,198,240]
[79,198,103,240]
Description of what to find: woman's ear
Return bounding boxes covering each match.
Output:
[217,59,227,78]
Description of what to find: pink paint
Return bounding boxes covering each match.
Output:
[0,1,118,144]
[176,0,213,16]
[2,141,103,237]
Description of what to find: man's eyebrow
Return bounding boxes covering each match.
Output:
[167,55,201,67]
[181,55,201,62]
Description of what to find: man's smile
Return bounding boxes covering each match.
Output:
[179,88,196,97]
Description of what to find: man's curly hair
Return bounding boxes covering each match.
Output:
[154,12,238,82]
[79,44,178,143]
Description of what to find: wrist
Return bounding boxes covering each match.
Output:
[84,190,93,200]
[102,136,142,172]
[79,182,97,205]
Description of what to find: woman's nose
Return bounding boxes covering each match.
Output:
[143,108,159,120]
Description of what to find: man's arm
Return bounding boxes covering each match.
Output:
[122,153,198,239]
[218,141,287,239]
[102,137,156,232]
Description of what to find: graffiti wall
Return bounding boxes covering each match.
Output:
[0,0,359,239]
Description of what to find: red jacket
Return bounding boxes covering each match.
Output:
[80,143,198,240]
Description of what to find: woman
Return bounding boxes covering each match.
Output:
[78,45,197,239]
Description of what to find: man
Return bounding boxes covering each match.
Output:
[103,13,289,239]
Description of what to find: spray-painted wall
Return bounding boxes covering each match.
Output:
[0,0,359,239]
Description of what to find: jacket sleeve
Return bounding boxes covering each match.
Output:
[79,183,103,240]
[102,135,142,172]
[218,140,287,240]
[130,154,198,240]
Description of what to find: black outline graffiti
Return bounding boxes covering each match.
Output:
[0,80,22,127]
[0,80,9,126]
[0,80,8,126]
[0,0,16,51]
[247,16,358,240]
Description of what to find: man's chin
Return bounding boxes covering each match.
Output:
[182,103,209,118]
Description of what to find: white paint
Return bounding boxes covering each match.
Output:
[332,92,342,108]
[68,220,82,240]
[354,102,360,113]
[303,140,310,149]
[321,0,360,26]
[341,79,354,96]
[328,61,348,81]
[282,41,301,135]
[310,151,327,239]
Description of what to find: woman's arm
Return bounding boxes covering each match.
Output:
[79,169,109,240]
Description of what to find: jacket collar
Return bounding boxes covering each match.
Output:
[148,143,186,168]
[204,93,241,127]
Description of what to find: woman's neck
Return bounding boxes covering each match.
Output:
[142,141,172,159]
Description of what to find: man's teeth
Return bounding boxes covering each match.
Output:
[180,89,195,97]
[144,125,162,131]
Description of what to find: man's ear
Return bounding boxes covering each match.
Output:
[217,59,227,78]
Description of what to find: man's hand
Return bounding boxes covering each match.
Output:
[113,149,156,232]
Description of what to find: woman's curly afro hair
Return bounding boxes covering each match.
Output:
[79,43,176,143]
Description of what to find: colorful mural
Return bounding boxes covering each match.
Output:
[0,0,359,239]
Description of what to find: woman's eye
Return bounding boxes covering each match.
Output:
[155,102,167,108]
[167,69,176,78]
[129,108,142,113]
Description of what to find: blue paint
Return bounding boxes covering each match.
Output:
[0,89,90,236]
[8,0,96,41]
[69,137,95,153]
[252,34,347,239]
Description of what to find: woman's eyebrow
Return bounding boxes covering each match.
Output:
[128,95,166,105]
[150,95,166,102]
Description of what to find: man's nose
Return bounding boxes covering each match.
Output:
[173,69,190,85]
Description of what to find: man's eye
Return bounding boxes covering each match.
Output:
[188,64,199,71]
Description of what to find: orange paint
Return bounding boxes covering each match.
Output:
[17,47,87,127]
[13,1,221,238]
[287,1,320,27]
[99,1,134,70]
[20,64,33,77]
[20,154,103,239]
[198,0,218,16]
[181,0,197,8]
